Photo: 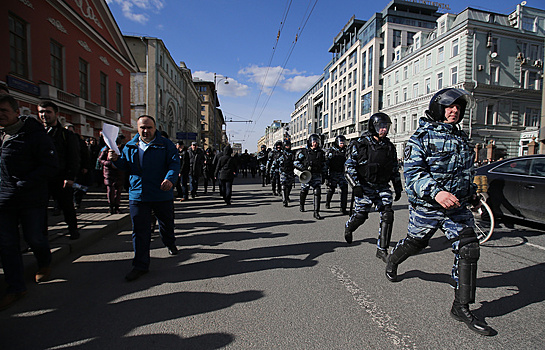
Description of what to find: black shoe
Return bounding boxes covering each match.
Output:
[69,230,80,240]
[314,212,323,220]
[125,268,148,282]
[283,201,288,207]
[341,209,349,215]
[167,245,179,255]
[376,248,388,263]
[325,203,331,209]
[385,258,399,282]
[344,227,353,244]
[109,207,115,214]
[299,206,305,212]
[451,302,494,336]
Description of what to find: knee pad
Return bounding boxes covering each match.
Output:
[380,206,394,224]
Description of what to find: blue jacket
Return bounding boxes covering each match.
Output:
[403,117,476,209]
[114,134,180,202]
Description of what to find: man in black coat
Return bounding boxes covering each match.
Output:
[0,95,59,310]
[175,141,190,201]
[188,141,204,198]
[38,101,81,239]
[215,145,236,205]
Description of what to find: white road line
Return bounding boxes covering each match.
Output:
[525,242,545,251]
[329,265,417,349]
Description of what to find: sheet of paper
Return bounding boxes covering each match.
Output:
[102,123,121,155]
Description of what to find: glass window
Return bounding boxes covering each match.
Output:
[486,104,495,125]
[522,16,536,32]
[525,108,540,127]
[425,78,431,94]
[100,72,108,107]
[426,53,432,69]
[493,159,530,175]
[490,65,499,85]
[395,70,399,83]
[403,87,407,101]
[368,46,373,87]
[393,30,402,48]
[403,66,408,80]
[361,92,372,115]
[50,40,63,89]
[414,59,420,74]
[9,14,28,78]
[530,159,545,177]
[437,72,443,90]
[79,59,89,100]
[452,38,459,57]
[437,46,444,63]
[361,51,366,89]
[451,66,458,85]
[413,83,419,98]
[407,32,415,46]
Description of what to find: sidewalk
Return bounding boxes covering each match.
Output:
[19,186,132,273]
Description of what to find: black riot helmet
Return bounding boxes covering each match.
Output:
[335,135,347,148]
[274,140,283,150]
[260,144,266,151]
[307,133,321,148]
[426,88,475,124]
[368,113,392,138]
[284,139,291,150]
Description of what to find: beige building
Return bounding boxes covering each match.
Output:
[124,36,201,141]
[193,79,225,151]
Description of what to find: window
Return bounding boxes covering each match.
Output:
[393,30,402,48]
[439,21,446,35]
[437,46,444,63]
[199,86,207,92]
[525,108,540,127]
[490,65,499,85]
[415,36,421,49]
[529,44,540,61]
[407,32,415,46]
[451,66,458,85]
[368,46,373,87]
[491,38,499,53]
[100,72,108,107]
[403,66,408,80]
[361,92,372,115]
[413,83,419,98]
[348,73,352,88]
[437,72,443,90]
[395,70,399,83]
[452,38,459,57]
[403,87,407,101]
[79,59,89,100]
[115,83,122,113]
[425,53,432,69]
[528,71,539,90]
[425,78,431,94]
[412,114,418,130]
[395,91,399,104]
[414,59,420,74]
[9,14,28,78]
[401,116,406,132]
[386,94,391,107]
[494,159,530,175]
[201,105,206,111]
[486,104,495,125]
[361,51,367,89]
[50,40,63,89]
[522,16,537,32]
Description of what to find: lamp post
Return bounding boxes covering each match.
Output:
[213,73,229,151]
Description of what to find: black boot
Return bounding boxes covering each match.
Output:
[313,188,323,220]
[340,185,348,215]
[325,190,333,209]
[282,186,289,207]
[385,237,426,282]
[344,212,367,244]
[299,191,307,212]
[451,291,493,336]
[376,248,388,263]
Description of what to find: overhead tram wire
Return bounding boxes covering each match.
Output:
[248,0,293,124]
[243,0,319,142]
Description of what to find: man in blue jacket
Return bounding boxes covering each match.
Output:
[109,115,180,281]
[0,95,58,310]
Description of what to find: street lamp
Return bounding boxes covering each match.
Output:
[213,73,229,151]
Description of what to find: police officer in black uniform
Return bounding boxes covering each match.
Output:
[267,141,283,196]
[325,135,349,215]
[256,144,269,187]
[344,113,403,262]
[294,134,327,220]
[271,139,295,207]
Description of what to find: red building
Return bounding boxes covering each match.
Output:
[1,0,137,138]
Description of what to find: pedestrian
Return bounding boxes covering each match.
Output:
[0,95,58,310]
[215,144,236,205]
[385,88,494,336]
[344,113,403,263]
[203,148,216,194]
[271,139,295,207]
[325,135,349,215]
[188,141,204,198]
[267,141,283,196]
[256,144,268,187]
[38,101,81,240]
[98,136,125,214]
[240,149,250,178]
[65,124,91,210]
[175,141,190,201]
[294,134,327,220]
[108,115,180,281]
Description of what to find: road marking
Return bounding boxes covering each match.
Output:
[526,242,545,251]
[329,265,417,349]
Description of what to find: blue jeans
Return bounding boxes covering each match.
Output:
[0,206,51,293]
[129,200,176,271]
[189,174,199,197]
[219,179,233,203]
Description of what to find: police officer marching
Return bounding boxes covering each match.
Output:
[294,134,327,220]
[267,141,283,196]
[386,88,494,336]
[256,144,269,187]
[271,139,295,207]
[344,113,403,262]
[325,135,349,215]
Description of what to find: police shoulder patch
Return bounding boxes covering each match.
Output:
[404,145,412,161]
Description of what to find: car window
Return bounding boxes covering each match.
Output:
[530,159,545,177]
[492,159,531,175]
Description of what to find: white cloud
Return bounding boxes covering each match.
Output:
[238,65,318,94]
[106,0,165,24]
[192,71,250,98]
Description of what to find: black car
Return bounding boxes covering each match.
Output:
[475,154,545,225]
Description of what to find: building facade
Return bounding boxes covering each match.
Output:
[193,79,225,151]
[2,0,137,138]
[125,36,201,141]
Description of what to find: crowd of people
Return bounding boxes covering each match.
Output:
[0,86,494,335]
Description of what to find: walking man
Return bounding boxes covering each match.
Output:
[109,115,180,281]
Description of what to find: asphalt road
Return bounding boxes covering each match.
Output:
[1,176,544,349]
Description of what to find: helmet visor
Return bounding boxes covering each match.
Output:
[437,89,476,109]
[374,122,391,136]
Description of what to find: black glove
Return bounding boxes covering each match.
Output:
[469,194,481,207]
[353,186,363,198]
[394,189,402,202]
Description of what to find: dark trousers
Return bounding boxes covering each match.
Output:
[0,206,51,293]
[219,179,233,203]
[106,181,123,208]
[176,173,189,199]
[129,200,175,271]
[189,174,199,197]
[49,180,78,233]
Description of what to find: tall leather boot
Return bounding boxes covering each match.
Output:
[340,185,349,215]
[451,289,493,336]
[313,187,323,220]
[344,212,367,244]
[325,189,334,209]
[282,186,289,207]
[376,208,394,263]
[299,190,308,212]
[385,237,426,282]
